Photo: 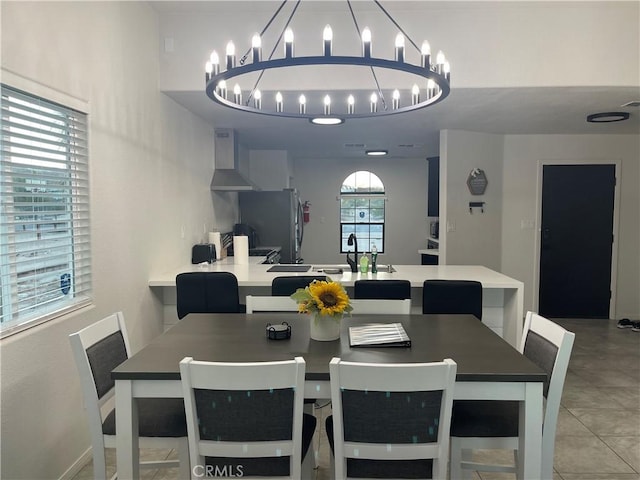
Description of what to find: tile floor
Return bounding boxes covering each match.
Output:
[72,318,639,480]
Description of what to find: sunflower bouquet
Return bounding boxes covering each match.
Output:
[290,277,353,320]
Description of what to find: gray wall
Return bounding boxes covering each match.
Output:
[293,156,430,265]
[0,2,236,479]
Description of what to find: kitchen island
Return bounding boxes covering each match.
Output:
[149,258,524,347]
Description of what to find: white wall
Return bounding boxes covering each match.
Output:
[0,2,235,479]
[501,135,640,319]
[293,156,429,265]
[440,130,504,270]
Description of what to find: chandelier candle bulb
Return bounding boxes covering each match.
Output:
[251,34,262,62]
[347,95,355,114]
[210,51,220,75]
[370,92,378,113]
[421,41,431,68]
[276,92,283,112]
[392,89,400,109]
[284,28,294,58]
[233,84,242,104]
[225,42,236,70]
[427,79,436,99]
[218,80,227,100]
[412,84,420,105]
[323,95,331,115]
[298,94,306,114]
[395,33,405,62]
[253,89,262,109]
[444,61,451,82]
[436,50,445,75]
[323,25,333,56]
[362,27,372,58]
[205,62,212,82]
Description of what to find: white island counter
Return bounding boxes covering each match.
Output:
[149,260,524,347]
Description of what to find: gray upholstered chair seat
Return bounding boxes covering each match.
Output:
[450,400,519,437]
[102,398,187,437]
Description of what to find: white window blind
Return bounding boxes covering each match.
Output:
[1,84,91,337]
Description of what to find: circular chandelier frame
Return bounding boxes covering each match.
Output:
[205,55,450,119]
[204,0,452,122]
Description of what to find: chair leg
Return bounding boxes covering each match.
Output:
[92,446,108,480]
[450,437,463,480]
[177,437,191,479]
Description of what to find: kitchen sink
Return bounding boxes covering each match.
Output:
[312,265,396,273]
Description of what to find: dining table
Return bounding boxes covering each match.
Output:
[112,313,546,479]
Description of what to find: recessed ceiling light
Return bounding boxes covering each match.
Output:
[309,117,344,126]
[586,112,630,123]
[366,150,388,156]
[621,101,640,108]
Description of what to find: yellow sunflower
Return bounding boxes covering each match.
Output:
[308,280,351,317]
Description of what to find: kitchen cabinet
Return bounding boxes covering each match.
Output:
[427,156,440,217]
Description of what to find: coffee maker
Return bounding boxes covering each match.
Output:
[233,223,258,248]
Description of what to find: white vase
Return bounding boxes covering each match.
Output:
[309,314,341,341]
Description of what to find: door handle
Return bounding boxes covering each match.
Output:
[542,227,551,249]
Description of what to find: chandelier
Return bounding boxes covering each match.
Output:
[204,1,451,125]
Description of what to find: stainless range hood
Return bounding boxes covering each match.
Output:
[210,128,259,191]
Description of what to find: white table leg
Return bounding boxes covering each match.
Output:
[115,379,139,479]
[518,381,543,479]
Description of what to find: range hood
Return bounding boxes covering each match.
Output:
[210,128,259,191]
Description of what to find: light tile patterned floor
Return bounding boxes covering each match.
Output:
[73,318,639,479]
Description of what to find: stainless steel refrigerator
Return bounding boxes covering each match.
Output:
[238,189,304,263]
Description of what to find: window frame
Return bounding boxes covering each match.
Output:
[1,75,92,338]
[339,171,386,254]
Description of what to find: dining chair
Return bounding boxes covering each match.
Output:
[176,271,245,319]
[271,275,327,296]
[245,296,412,315]
[179,356,317,479]
[326,357,458,480]
[68,312,189,480]
[353,279,412,300]
[449,311,575,479]
[422,279,483,320]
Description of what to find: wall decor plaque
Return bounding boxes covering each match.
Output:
[467,168,488,195]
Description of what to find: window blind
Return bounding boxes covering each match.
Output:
[1,84,91,336]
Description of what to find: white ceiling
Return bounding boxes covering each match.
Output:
[153,1,640,159]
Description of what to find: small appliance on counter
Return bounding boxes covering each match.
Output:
[430,220,439,239]
[191,243,216,264]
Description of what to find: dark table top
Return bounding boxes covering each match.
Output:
[112,313,546,384]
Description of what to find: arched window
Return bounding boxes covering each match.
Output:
[340,171,385,253]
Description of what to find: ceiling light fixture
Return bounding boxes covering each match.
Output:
[366,150,388,156]
[204,0,451,125]
[586,112,630,123]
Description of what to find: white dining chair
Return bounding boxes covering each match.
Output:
[327,357,458,480]
[69,312,190,480]
[179,356,316,479]
[449,311,575,479]
[245,295,411,315]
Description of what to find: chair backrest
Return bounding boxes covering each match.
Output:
[329,357,457,479]
[354,279,412,300]
[180,356,307,479]
[271,275,327,296]
[351,298,411,314]
[520,311,575,472]
[422,279,483,320]
[245,296,411,315]
[69,313,131,454]
[176,272,244,319]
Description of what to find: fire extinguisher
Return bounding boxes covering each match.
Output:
[303,201,311,223]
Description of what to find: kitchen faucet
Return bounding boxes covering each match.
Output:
[346,233,358,273]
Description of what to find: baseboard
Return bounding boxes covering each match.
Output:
[58,447,92,480]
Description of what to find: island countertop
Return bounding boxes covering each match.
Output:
[148,260,523,290]
[149,260,524,346]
